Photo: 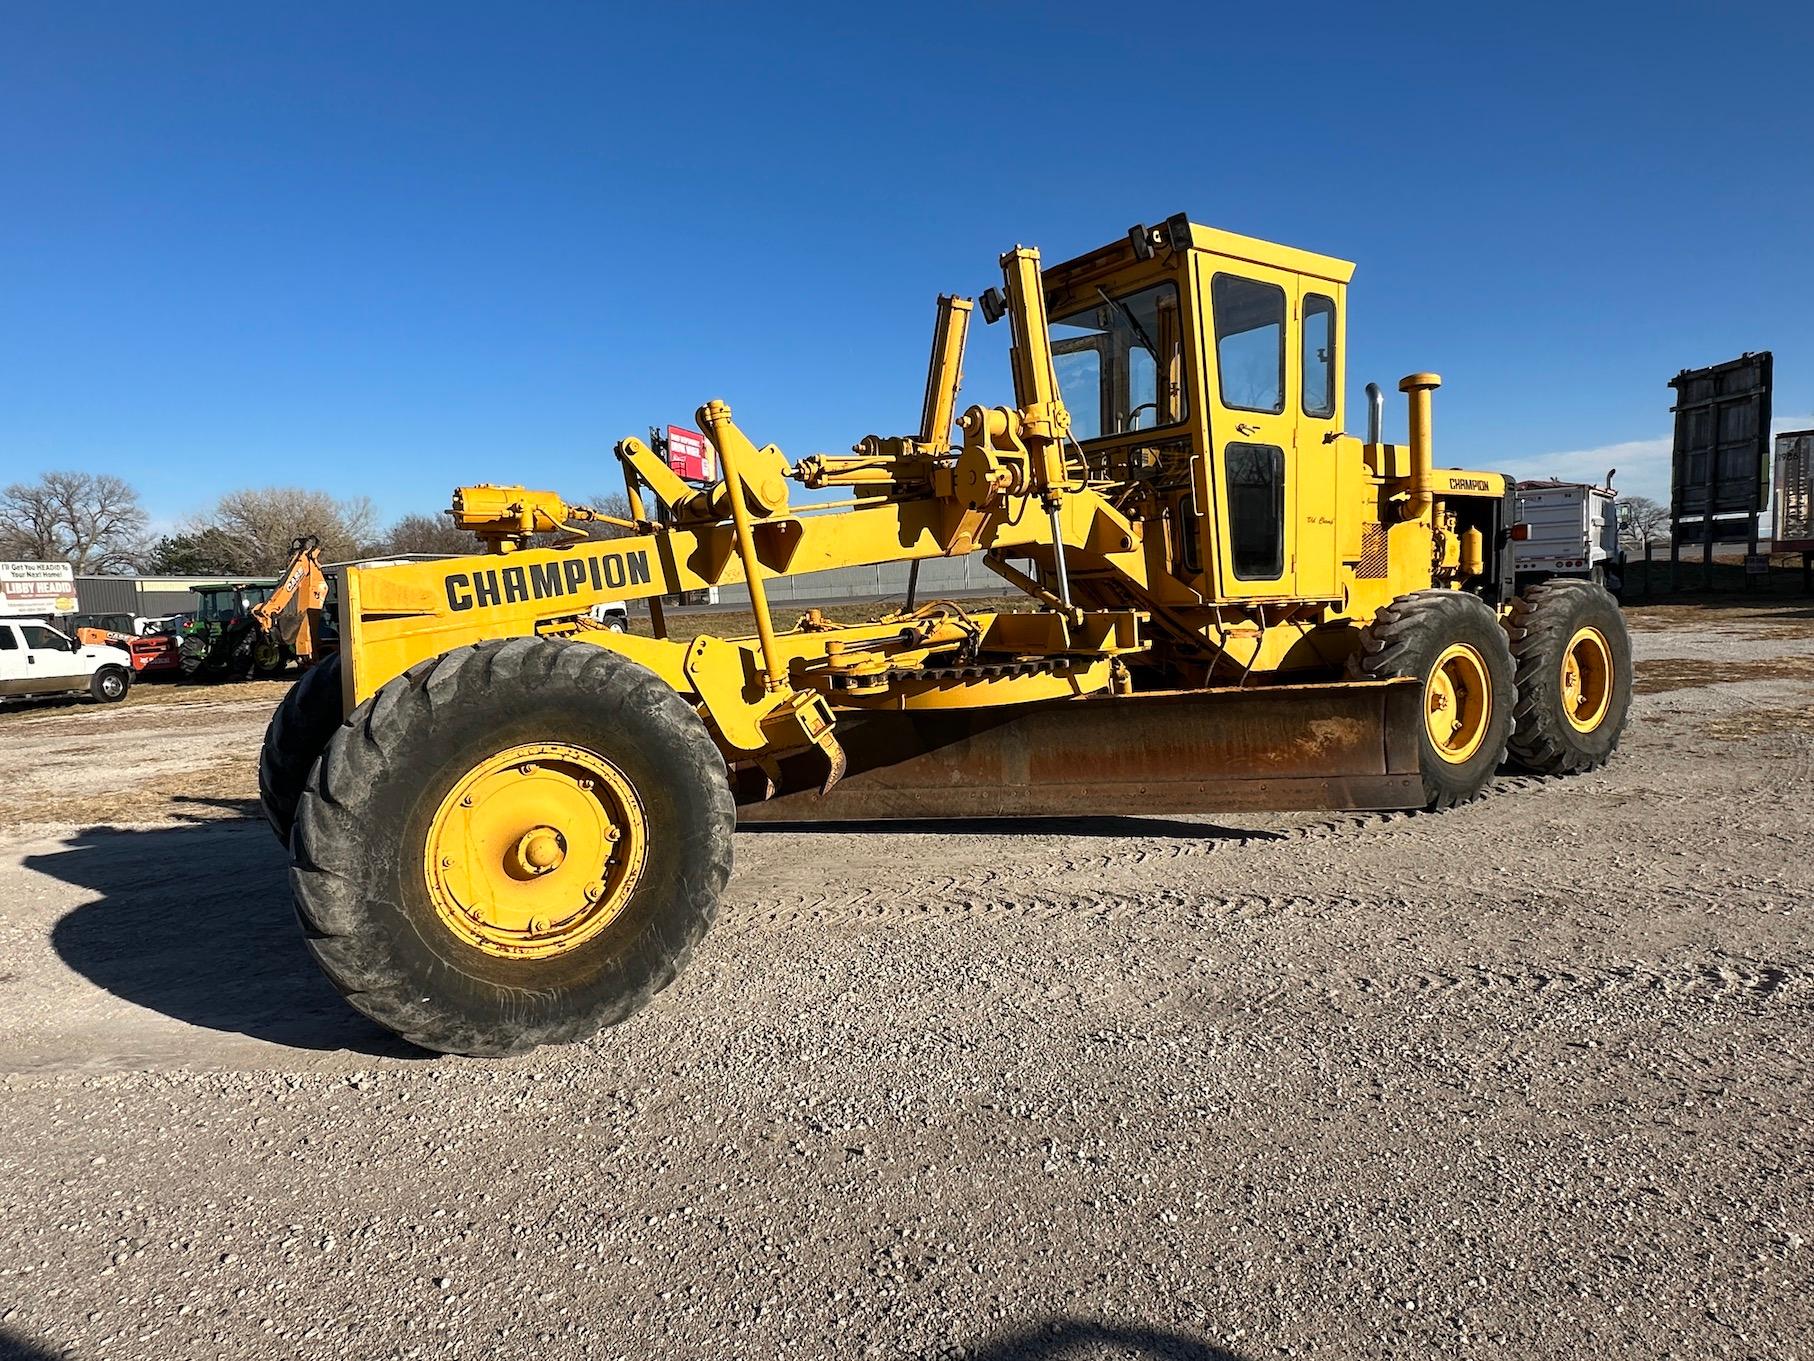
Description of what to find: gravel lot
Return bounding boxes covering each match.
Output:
[1,602,1810,1360]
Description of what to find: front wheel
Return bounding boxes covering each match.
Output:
[90,665,130,703]
[258,652,344,845]
[1349,590,1516,809]
[288,638,735,1056]
[1505,579,1632,774]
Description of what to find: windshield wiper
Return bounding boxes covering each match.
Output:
[1097,287,1159,359]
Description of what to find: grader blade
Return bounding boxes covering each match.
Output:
[735,678,1425,821]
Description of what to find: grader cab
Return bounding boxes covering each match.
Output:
[258,213,1632,1056]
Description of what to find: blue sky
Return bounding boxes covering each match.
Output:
[2,2,1810,533]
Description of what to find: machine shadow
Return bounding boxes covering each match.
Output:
[30,814,421,1058]
[0,1325,62,1360]
[738,815,1282,841]
[949,1317,1251,1361]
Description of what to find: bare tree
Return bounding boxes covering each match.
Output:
[381,513,481,557]
[584,491,636,540]
[190,487,379,571]
[1618,495,1668,547]
[0,471,149,573]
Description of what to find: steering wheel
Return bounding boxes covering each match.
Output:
[1124,402,1159,431]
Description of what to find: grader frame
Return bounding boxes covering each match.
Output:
[263,212,1635,1056]
[332,214,1512,816]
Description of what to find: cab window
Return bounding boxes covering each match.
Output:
[0,628,15,650]
[20,625,71,651]
[1051,282,1186,440]
[1226,443,1285,579]
[1302,293,1336,419]
[1211,275,1285,414]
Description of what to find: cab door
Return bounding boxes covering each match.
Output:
[18,623,87,692]
[1198,262,1300,601]
[0,625,26,695]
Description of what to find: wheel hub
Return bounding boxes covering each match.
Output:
[1425,642,1491,764]
[424,742,648,959]
[1560,626,1613,732]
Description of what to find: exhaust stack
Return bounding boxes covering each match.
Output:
[1398,372,1442,521]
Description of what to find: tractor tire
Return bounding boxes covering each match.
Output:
[226,638,256,682]
[1348,589,1515,810]
[252,636,288,678]
[258,653,345,845]
[287,638,735,1056]
[90,665,130,704]
[1504,579,1631,775]
[178,637,210,678]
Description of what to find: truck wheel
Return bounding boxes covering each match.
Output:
[1504,579,1631,774]
[258,653,344,845]
[1349,590,1515,809]
[90,665,130,704]
[288,638,734,1056]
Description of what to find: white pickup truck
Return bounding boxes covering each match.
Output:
[0,619,135,705]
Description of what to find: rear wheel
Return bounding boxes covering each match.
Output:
[1505,579,1631,774]
[288,638,734,1056]
[178,635,210,678]
[258,653,344,844]
[1349,590,1515,809]
[90,665,130,703]
[251,635,288,678]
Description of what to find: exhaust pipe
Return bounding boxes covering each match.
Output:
[1398,372,1442,522]
[1365,382,1384,443]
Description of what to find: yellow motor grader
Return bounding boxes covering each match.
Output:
[259,213,1630,1055]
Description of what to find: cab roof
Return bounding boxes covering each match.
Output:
[1044,215,1356,290]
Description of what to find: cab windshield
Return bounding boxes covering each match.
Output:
[1051,282,1186,441]
[197,588,267,622]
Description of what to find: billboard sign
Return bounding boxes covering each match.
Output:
[0,560,77,618]
[1669,352,1772,521]
[666,426,714,483]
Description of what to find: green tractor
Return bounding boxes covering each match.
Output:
[178,579,289,680]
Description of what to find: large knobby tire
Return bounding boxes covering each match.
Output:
[288,638,735,1056]
[178,636,210,678]
[258,653,345,845]
[1348,590,1516,809]
[90,665,130,704]
[1504,579,1631,775]
[252,634,288,679]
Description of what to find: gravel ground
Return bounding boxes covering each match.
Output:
[0,602,1810,1360]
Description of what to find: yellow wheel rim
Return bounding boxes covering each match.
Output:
[1560,626,1613,733]
[423,742,647,960]
[1424,642,1492,764]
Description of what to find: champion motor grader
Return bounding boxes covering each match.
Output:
[258,214,1631,1056]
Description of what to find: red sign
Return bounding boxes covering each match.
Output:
[666,426,713,483]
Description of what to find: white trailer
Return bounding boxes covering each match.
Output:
[1513,480,1623,596]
